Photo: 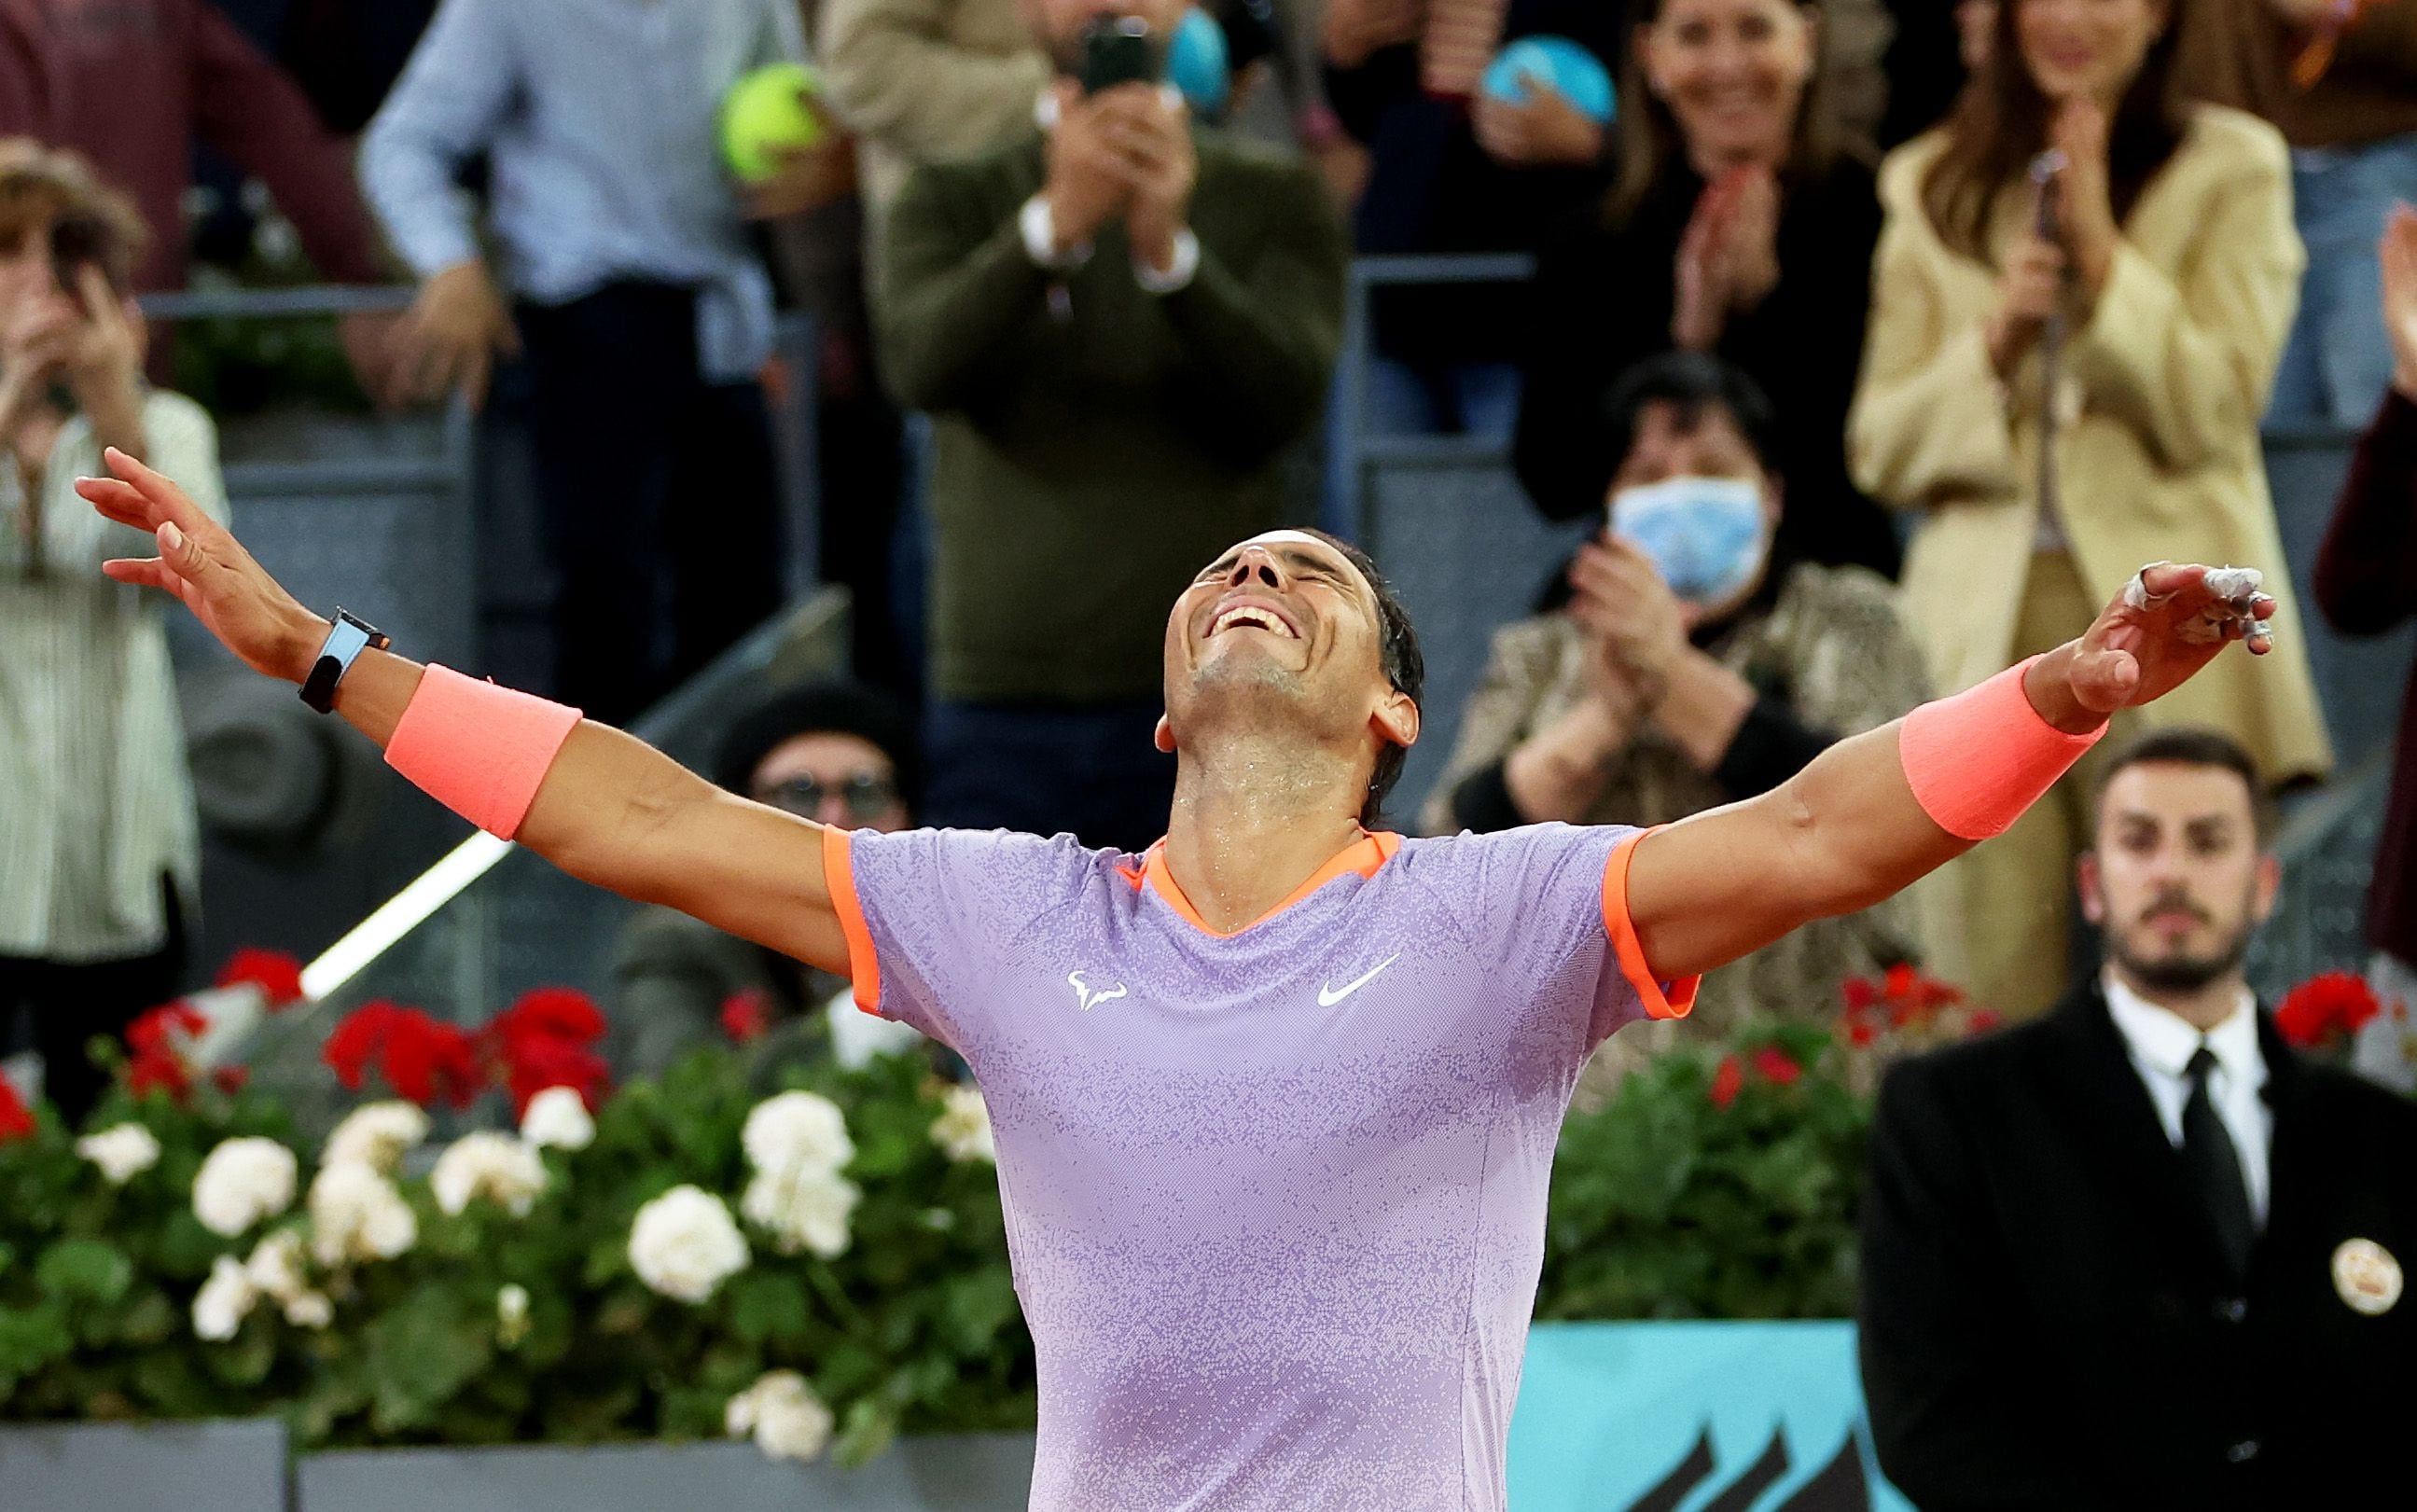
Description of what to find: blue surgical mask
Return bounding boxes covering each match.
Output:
[1607,476,1771,603]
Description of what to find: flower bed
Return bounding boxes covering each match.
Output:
[5,955,2391,1473]
[0,976,1031,1467]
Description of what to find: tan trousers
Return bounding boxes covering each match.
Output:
[1950,553,2134,1020]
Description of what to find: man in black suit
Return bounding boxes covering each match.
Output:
[1859,727,2417,1512]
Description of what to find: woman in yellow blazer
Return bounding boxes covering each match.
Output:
[1848,0,2331,1017]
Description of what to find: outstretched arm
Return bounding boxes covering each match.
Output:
[78,451,851,976]
[1626,563,2279,980]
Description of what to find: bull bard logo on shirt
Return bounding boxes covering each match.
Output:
[1068,970,1129,1012]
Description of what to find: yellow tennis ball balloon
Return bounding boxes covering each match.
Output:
[721,62,824,184]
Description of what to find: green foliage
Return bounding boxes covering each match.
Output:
[0,1034,1035,1457]
[1536,1020,1868,1322]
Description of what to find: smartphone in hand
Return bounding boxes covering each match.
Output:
[1080,17,1156,94]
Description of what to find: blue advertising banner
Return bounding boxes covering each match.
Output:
[1508,1322,1914,1511]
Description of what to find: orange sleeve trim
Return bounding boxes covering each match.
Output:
[821,825,885,1019]
[1604,829,1701,1022]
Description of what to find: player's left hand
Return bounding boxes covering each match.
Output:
[2030,562,2278,731]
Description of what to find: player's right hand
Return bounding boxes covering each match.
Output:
[77,447,326,684]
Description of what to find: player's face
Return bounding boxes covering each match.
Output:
[1170,531,1378,688]
[2080,762,2276,993]
[1161,531,1408,757]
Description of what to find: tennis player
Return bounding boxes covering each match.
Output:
[82,448,2281,1509]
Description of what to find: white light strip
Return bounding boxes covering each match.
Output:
[299,832,516,1003]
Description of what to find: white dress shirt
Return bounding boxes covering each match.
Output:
[2104,972,2272,1227]
[361,0,805,381]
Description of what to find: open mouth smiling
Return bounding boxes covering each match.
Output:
[1206,601,1302,640]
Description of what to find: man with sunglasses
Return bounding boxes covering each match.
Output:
[609,682,925,1077]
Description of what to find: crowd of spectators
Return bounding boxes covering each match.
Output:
[1,0,2413,1117]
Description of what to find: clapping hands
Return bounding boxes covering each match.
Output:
[1673,166,1781,351]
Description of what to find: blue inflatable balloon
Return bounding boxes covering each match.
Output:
[1481,36,1617,125]
[1169,8,1230,119]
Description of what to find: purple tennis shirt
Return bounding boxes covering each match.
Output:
[824,822,1697,1510]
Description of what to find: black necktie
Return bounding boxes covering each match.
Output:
[2181,1045,2255,1277]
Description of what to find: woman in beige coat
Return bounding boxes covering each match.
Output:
[1848,0,2330,1018]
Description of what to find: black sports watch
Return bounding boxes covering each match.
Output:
[299,610,391,714]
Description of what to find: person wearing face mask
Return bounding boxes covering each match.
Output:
[1431,353,1950,1055]
[1514,0,1900,582]
[1849,0,2331,1020]
[607,681,935,1079]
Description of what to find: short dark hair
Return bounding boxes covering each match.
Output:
[714,681,922,811]
[1304,529,1424,829]
[2091,727,2276,846]
[1601,352,1781,477]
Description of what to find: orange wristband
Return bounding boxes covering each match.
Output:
[384,666,582,839]
[1898,657,2105,841]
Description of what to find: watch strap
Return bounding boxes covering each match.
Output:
[299,610,390,714]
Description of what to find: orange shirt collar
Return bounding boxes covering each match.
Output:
[1127,829,1403,938]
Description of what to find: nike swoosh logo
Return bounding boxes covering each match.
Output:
[1319,953,1400,1008]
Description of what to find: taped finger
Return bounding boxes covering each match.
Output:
[2122,563,2177,610]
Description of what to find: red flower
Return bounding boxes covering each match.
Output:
[1846,1018,1877,1048]
[214,948,306,1009]
[123,1001,209,1100]
[1842,977,1880,1012]
[0,1076,35,1142]
[1709,1055,1745,1110]
[482,988,610,1114]
[127,1001,207,1058]
[2276,972,2384,1049]
[487,988,605,1055]
[502,1037,609,1116]
[324,1002,406,1090]
[720,990,769,1044]
[1752,1046,1803,1086]
[382,1014,482,1109]
[212,1065,251,1095]
[324,1001,486,1108]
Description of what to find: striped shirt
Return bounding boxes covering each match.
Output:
[0,392,224,963]
[360,0,807,382]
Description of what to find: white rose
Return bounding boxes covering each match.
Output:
[322,1102,430,1173]
[191,1255,257,1341]
[520,1086,595,1152]
[742,1168,860,1259]
[430,1131,548,1218]
[191,1137,299,1238]
[308,1160,419,1267]
[929,1085,996,1165]
[741,1091,854,1181]
[628,1186,749,1304]
[284,1291,334,1329]
[76,1123,161,1185]
[496,1283,531,1347]
[725,1370,833,1463]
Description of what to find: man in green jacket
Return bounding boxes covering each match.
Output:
[875,0,1346,853]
